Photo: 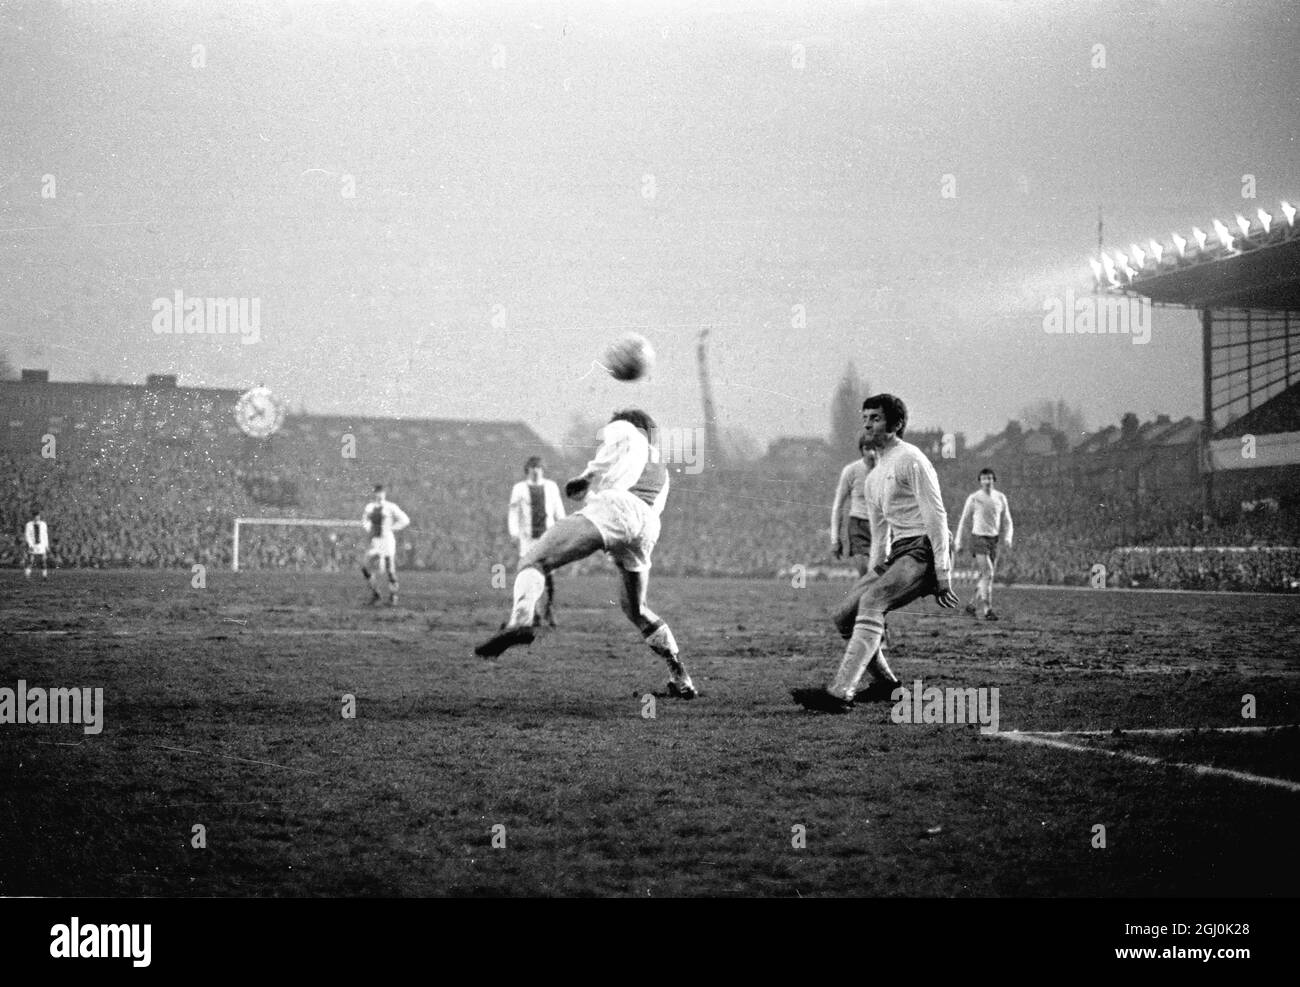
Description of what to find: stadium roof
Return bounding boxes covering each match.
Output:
[1090,199,1300,310]
[1121,237,1300,309]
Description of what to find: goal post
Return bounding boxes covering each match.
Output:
[232,517,360,571]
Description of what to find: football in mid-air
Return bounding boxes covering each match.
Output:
[603,333,654,381]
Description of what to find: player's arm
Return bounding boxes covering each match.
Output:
[829,465,852,556]
[912,460,958,606]
[507,483,523,539]
[954,493,975,553]
[1000,493,1014,549]
[866,496,888,573]
[390,504,411,532]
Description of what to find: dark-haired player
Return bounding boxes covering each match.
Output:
[955,468,1013,620]
[508,455,565,627]
[361,484,410,606]
[475,409,697,700]
[794,393,958,713]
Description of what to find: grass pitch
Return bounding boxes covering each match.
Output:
[1,570,1297,897]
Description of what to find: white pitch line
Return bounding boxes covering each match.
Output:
[1016,725,1300,736]
[996,730,1300,793]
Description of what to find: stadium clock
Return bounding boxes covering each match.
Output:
[234,385,285,438]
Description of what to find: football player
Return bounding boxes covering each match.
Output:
[24,509,50,579]
[508,456,565,627]
[474,409,697,700]
[831,433,876,575]
[794,394,958,713]
[361,484,410,606]
[955,468,1014,620]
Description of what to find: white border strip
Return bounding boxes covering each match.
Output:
[996,730,1300,793]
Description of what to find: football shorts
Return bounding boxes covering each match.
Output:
[577,489,660,573]
[365,535,397,561]
[970,534,999,563]
[872,534,941,610]
[846,516,873,556]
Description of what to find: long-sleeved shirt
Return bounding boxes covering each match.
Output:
[508,479,565,539]
[865,439,952,580]
[954,489,1014,551]
[580,419,670,516]
[830,458,871,538]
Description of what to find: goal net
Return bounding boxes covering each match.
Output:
[232,517,362,572]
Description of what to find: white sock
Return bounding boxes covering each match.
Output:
[509,567,546,627]
[830,608,886,699]
[867,644,897,683]
[644,621,689,681]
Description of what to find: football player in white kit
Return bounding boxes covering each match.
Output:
[954,467,1014,620]
[474,409,698,700]
[508,456,565,627]
[24,509,50,579]
[361,484,410,606]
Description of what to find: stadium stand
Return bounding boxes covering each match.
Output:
[3,375,1298,590]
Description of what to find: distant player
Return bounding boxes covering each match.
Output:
[24,509,50,579]
[474,409,697,700]
[831,434,878,577]
[794,394,958,713]
[508,456,566,627]
[954,467,1014,621]
[361,484,410,606]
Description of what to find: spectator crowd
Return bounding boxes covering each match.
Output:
[6,423,1299,593]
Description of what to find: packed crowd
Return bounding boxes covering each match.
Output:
[6,431,1299,593]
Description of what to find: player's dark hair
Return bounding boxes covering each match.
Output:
[862,394,908,438]
[373,484,385,493]
[524,455,543,472]
[979,467,997,481]
[610,408,656,438]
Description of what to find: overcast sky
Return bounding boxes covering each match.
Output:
[2,0,1297,449]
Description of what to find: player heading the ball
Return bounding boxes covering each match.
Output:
[361,484,410,606]
[474,409,698,700]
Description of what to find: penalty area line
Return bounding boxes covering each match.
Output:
[994,730,1300,793]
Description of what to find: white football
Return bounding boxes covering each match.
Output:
[604,333,654,381]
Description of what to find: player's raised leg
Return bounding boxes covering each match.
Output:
[831,556,928,695]
[617,565,696,699]
[474,515,604,657]
[795,553,931,713]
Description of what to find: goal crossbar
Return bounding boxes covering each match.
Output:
[232,517,359,571]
